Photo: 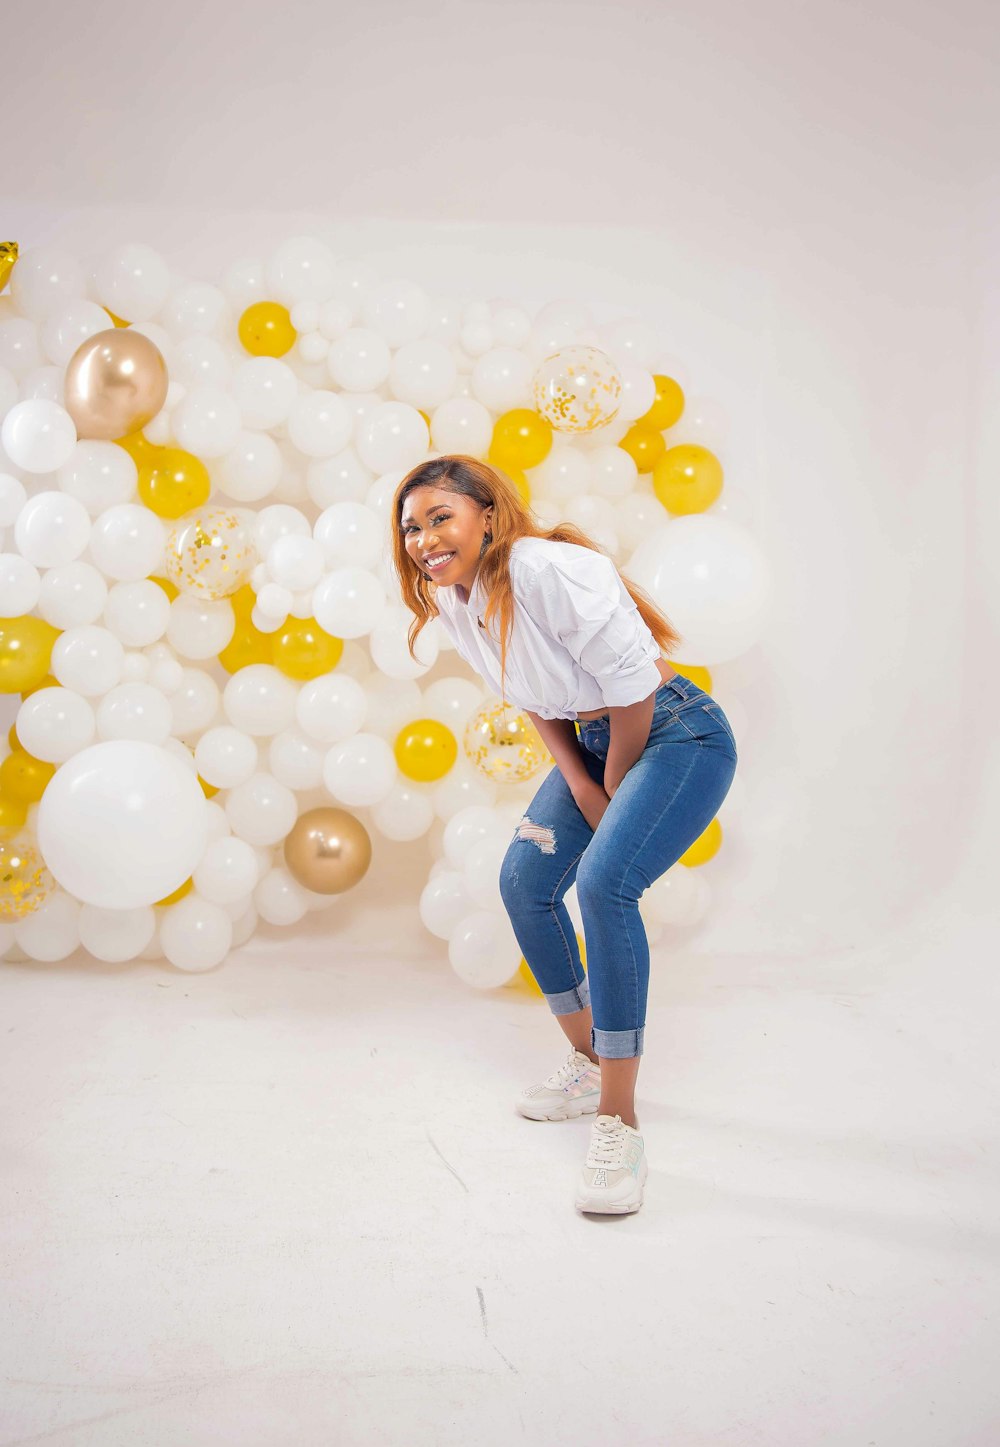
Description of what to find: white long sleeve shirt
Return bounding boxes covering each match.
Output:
[432,535,664,719]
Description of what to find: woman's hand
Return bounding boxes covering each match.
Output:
[572,776,612,832]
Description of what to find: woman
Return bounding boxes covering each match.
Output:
[395,455,738,1215]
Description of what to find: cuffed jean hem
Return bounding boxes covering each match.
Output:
[543,973,591,1015]
[591,1025,645,1059]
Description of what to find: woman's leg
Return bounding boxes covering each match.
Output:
[499,745,606,1062]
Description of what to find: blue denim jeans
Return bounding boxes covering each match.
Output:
[498,676,738,1059]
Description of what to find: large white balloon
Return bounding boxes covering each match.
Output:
[36,740,209,908]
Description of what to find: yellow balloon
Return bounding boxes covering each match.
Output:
[490,408,553,470]
[219,622,273,674]
[18,672,59,700]
[0,829,55,921]
[103,308,130,327]
[149,574,179,603]
[653,444,723,514]
[138,446,212,518]
[198,774,219,800]
[0,749,56,804]
[230,583,257,619]
[115,429,158,465]
[641,374,685,431]
[270,617,342,680]
[0,797,28,831]
[0,240,18,292]
[155,876,194,906]
[618,424,665,474]
[0,616,61,694]
[669,662,712,692]
[680,816,723,866]
[394,718,458,782]
[238,301,297,358]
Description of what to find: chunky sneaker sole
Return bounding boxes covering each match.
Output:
[516,1047,602,1121]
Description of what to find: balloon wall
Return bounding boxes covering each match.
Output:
[0,236,772,977]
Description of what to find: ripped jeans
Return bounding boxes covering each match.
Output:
[498,676,738,1059]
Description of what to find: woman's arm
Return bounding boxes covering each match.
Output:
[524,711,594,794]
[604,693,657,796]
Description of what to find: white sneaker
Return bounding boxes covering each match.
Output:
[515,1047,602,1121]
[574,1113,648,1214]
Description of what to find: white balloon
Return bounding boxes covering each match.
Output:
[93,242,171,322]
[252,503,311,557]
[615,363,657,422]
[194,725,259,788]
[158,894,233,971]
[362,278,431,348]
[295,672,368,743]
[78,903,156,963]
[57,439,137,514]
[448,908,520,988]
[267,728,324,790]
[14,489,90,566]
[443,804,503,870]
[287,389,353,458]
[12,891,82,962]
[470,347,533,412]
[0,552,41,614]
[166,595,235,660]
[254,866,310,925]
[312,566,386,640]
[9,244,86,321]
[16,686,96,763]
[168,668,221,737]
[224,771,298,846]
[0,471,27,526]
[428,396,493,456]
[36,558,108,627]
[267,533,325,590]
[2,400,77,473]
[389,340,458,409]
[355,401,428,473]
[367,601,437,677]
[231,357,298,430]
[327,328,392,391]
[322,732,397,805]
[51,625,125,696]
[103,579,170,646]
[171,385,242,458]
[223,663,298,736]
[370,782,436,842]
[96,682,173,743]
[418,869,474,939]
[36,740,209,908]
[160,281,229,338]
[194,835,260,904]
[265,235,338,306]
[462,833,508,910]
[313,501,383,570]
[89,504,166,582]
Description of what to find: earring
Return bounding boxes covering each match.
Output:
[479,529,493,556]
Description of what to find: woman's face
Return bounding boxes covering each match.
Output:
[401,486,492,596]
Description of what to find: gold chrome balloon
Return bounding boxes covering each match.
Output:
[0,830,55,922]
[64,328,169,441]
[463,700,552,785]
[283,807,372,894]
[0,241,18,293]
[164,508,258,601]
[531,345,623,433]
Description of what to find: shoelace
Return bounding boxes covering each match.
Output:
[587,1116,630,1167]
[544,1049,597,1090]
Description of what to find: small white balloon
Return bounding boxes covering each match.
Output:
[2,400,78,473]
[14,490,91,567]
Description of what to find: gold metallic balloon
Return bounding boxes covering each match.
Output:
[283,807,372,895]
[0,829,55,922]
[0,241,18,293]
[64,327,169,441]
[463,700,552,784]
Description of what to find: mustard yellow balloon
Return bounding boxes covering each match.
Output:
[198,774,220,800]
[219,622,273,674]
[0,749,56,804]
[680,816,723,866]
[114,429,157,465]
[653,444,723,515]
[18,672,59,700]
[641,374,686,431]
[138,446,212,519]
[155,876,194,906]
[394,718,458,783]
[0,796,28,831]
[238,301,297,358]
[270,617,342,680]
[0,616,61,694]
[618,424,665,474]
[669,662,713,692]
[230,584,257,620]
[490,409,553,470]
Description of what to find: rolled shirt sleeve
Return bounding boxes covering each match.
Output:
[517,549,664,707]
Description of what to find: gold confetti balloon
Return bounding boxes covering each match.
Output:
[164,508,258,601]
[463,700,553,785]
[531,345,624,434]
[0,829,56,922]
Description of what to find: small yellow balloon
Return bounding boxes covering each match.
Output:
[219,621,273,674]
[394,718,458,782]
[149,574,179,603]
[270,617,342,680]
[680,816,723,866]
[490,409,553,470]
[0,616,61,694]
[653,444,723,514]
[0,797,28,831]
[115,430,157,465]
[155,876,194,906]
[669,662,712,692]
[138,446,212,518]
[238,301,297,358]
[641,374,685,431]
[0,749,56,804]
[0,829,55,921]
[618,424,665,474]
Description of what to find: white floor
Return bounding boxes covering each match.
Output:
[3,880,997,1447]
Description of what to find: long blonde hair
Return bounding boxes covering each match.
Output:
[393,454,683,701]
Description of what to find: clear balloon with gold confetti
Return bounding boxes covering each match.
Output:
[0,829,56,922]
[164,507,258,601]
[531,344,623,433]
[463,699,553,785]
